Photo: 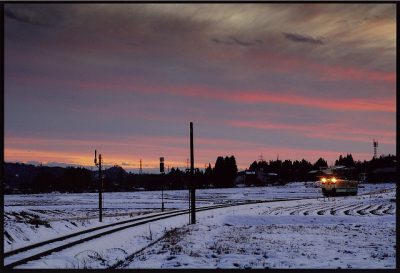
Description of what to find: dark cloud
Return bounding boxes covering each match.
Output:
[211,37,262,47]
[5,7,52,27]
[230,37,255,47]
[364,15,382,21]
[4,4,395,168]
[283,32,323,45]
[211,38,235,45]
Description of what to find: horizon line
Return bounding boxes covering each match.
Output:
[5,153,395,174]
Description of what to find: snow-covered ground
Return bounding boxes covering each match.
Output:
[126,190,396,269]
[4,182,396,268]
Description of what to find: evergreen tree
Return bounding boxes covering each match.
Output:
[281,160,293,182]
[345,154,355,167]
[335,155,344,166]
[314,157,328,169]
[213,155,238,188]
[258,160,269,171]
[335,154,355,167]
[282,160,293,170]
[249,161,258,171]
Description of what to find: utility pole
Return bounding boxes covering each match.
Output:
[94,150,103,222]
[160,157,165,212]
[190,122,196,224]
[188,175,191,223]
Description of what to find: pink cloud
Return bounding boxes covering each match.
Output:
[13,63,394,114]
[227,120,395,145]
[317,65,395,83]
[230,92,394,112]
[77,79,395,113]
[244,51,395,84]
[5,132,381,171]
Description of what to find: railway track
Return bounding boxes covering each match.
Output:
[4,197,305,269]
[258,188,395,217]
[5,188,394,268]
[112,189,396,269]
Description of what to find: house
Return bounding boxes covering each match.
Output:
[368,167,396,183]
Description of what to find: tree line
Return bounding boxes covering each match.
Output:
[4,153,396,194]
[248,153,396,183]
[4,156,239,194]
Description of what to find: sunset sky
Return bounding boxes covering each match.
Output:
[4,4,396,172]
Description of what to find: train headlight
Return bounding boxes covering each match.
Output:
[321,178,327,183]
[331,177,337,183]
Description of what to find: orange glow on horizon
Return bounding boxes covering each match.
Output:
[5,148,209,170]
[5,144,374,172]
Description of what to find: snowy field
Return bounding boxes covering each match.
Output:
[4,182,396,268]
[127,191,396,269]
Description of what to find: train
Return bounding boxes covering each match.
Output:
[318,166,359,196]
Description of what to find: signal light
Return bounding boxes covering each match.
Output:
[321,178,327,183]
[331,177,337,183]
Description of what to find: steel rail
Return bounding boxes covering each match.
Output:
[5,187,394,269]
[4,198,304,268]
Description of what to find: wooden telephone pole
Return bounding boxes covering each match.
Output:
[160,157,165,212]
[94,150,103,222]
[190,122,196,224]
